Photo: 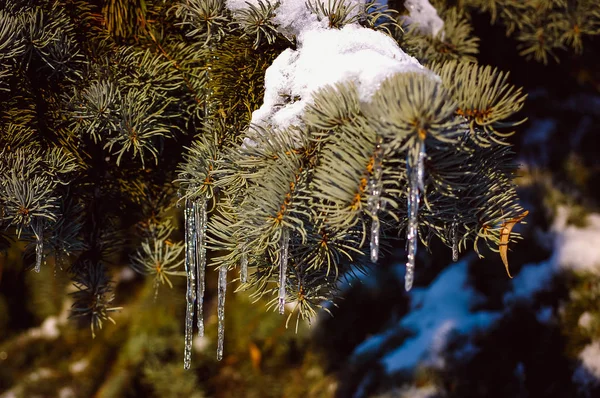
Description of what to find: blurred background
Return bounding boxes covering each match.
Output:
[2,1,600,397]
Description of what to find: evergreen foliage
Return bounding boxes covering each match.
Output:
[1,0,597,368]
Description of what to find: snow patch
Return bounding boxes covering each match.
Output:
[69,358,89,374]
[366,261,501,374]
[504,260,554,302]
[28,316,60,340]
[404,0,444,37]
[536,306,553,323]
[226,0,367,39]
[230,0,433,145]
[250,23,426,136]
[574,341,600,388]
[579,312,593,330]
[58,387,76,398]
[553,208,600,273]
[395,384,442,398]
[505,207,600,303]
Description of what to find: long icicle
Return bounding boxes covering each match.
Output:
[278,228,289,315]
[183,199,197,370]
[216,266,227,361]
[405,141,426,291]
[240,248,248,283]
[368,136,384,263]
[451,219,459,262]
[194,198,207,337]
[34,220,43,273]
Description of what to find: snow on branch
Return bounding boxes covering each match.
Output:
[404,0,444,37]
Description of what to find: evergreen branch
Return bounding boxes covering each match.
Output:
[432,61,527,147]
[232,0,280,49]
[401,7,479,64]
[69,261,122,338]
[306,0,363,29]
[173,0,230,44]
[367,71,461,151]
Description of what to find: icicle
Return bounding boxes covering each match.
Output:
[34,221,43,273]
[368,137,384,263]
[370,218,380,263]
[194,198,207,337]
[216,266,227,361]
[451,220,459,262]
[153,278,160,302]
[240,249,248,284]
[405,141,426,292]
[183,199,197,370]
[278,228,289,315]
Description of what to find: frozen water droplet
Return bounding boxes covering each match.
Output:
[416,141,426,192]
[217,266,227,361]
[153,278,160,302]
[405,141,426,292]
[183,199,197,370]
[240,249,248,284]
[451,220,459,262]
[34,222,43,273]
[195,198,207,337]
[370,218,380,263]
[368,137,384,263]
[278,228,289,315]
[405,261,414,291]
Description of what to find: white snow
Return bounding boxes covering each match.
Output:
[553,208,600,273]
[250,23,427,136]
[364,260,501,374]
[395,385,440,398]
[69,359,89,374]
[574,341,600,388]
[272,1,324,38]
[225,0,262,12]
[579,312,593,330]
[504,259,554,302]
[226,0,366,39]
[228,0,431,145]
[403,0,444,37]
[505,207,600,304]
[28,316,60,339]
[58,388,76,398]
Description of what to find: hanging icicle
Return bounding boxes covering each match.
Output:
[240,248,248,284]
[183,199,197,370]
[33,220,43,273]
[153,278,160,302]
[194,198,207,337]
[451,220,459,262]
[278,228,289,315]
[217,265,227,361]
[368,136,384,263]
[405,141,426,291]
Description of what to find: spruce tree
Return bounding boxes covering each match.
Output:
[1,0,599,392]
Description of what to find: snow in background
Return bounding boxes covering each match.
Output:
[404,0,444,37]
[381,260,500,373]
[349,205,600,379]
[503,205,600,388]
[573,342,600,389]
[519,118,556,167]
[505,206,600,304]
[352,259,501,374]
